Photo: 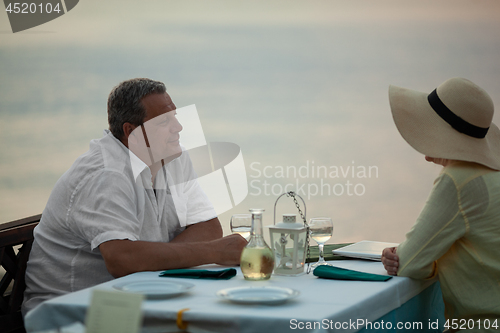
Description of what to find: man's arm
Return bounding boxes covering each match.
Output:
[99,234,246,278]
[169,217,222,243]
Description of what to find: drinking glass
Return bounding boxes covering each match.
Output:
[309,217,334,267]
[230,214,252,241]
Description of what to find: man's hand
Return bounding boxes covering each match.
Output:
[210,234,248,266]
[382,247,399,276]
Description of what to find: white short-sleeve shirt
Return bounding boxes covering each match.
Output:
[23,130,216,314]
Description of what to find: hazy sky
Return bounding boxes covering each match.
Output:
[1,0,500,243]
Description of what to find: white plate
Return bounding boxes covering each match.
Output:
[216,286,299,305]
[113,280,194,299]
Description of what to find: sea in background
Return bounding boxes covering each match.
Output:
[1,0,500,244]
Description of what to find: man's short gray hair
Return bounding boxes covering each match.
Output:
[107,78,166,140]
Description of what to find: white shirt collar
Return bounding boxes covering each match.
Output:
[129,149,150,181]
[102,129,150,181]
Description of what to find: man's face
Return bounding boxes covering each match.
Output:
[128,92,183,165]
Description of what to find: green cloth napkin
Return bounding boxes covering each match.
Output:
[313,265,392,281]
[306,243,354,263]
[159,268,237,280]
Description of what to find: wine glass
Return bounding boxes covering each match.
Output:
[230,214,252,241]
[309,217,334,267]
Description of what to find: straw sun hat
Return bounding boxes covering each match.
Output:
[388,77,500,170]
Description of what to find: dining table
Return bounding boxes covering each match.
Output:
[24,253,445,333]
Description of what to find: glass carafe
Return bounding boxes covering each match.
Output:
[240,209,275,280]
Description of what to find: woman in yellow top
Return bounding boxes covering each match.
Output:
[382,77,500,331]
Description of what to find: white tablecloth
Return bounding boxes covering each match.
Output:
[25,260,442,333]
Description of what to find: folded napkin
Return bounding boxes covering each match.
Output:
[159,268,237,280]
[306,243,354,263]
[313,265,392,281]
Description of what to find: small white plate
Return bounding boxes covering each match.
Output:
[113,280,194,299]
[216,286,299,305]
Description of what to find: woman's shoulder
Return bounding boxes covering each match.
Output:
[441,160,497,187]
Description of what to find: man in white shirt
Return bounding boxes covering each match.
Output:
[23,78,246,314]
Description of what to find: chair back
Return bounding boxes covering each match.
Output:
[0,214,41,333]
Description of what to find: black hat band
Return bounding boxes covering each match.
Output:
[428,89,489,139]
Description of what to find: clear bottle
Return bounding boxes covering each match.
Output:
[240,209,275,280]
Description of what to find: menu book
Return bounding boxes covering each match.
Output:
[332,240,399,261]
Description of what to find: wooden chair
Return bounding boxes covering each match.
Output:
[0,214,41,333]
